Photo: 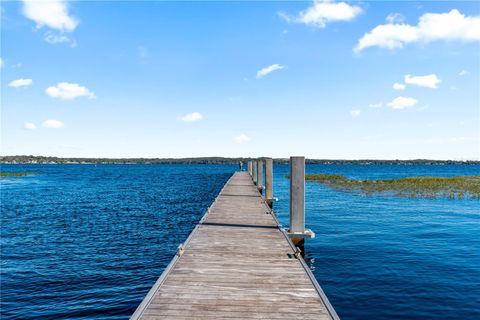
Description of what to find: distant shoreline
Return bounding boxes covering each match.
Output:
[1,156,479,165]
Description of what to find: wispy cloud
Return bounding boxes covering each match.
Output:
[0,57,3,68]
[9,78,33,88]
[138,46,150,64]
[233,133,250,143]
[448,136,478,142]
[42,119,64,128]
[24,122,37,130]
[279,0,363,28]
[405,74,440,89]
[181,112,203,122]
[44,31,76,47]
[369,102,383,108]
[388,96,418,109]
[393,82,406,90]
[46,82,95,100]
[355,9,480,52]
[350,109,361,116]
[386,13,405,24]
[459,69,469,76]
[256,64,285,79]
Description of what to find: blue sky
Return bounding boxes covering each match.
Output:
[1,1,479,159]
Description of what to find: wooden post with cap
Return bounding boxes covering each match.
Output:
[289,156,314,247]
[265,158,273,207]
[257,159,263,194]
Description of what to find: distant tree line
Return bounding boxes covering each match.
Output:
[1,155,478,165]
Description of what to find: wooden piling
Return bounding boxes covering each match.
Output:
[257,159,263,194]
[253,160,258,185]
[265,158,273,207]
[290,156,305,246]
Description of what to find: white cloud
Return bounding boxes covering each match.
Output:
[350,109,361,116]
[24,122,37,130]
[42,119,64,128]
[355,9,480,52]
[233,133,250,144]
[22,0,78,32]
[386,13,405,24]
[256,64,285,79]
[181,112,203,122]
[45,82,95,100]
[387,96,418,109]
[0,58,3,68]
[459,69,469,76]
[369,102,383,108]
[8,78,33,88]
[279,0,363,28]
[404,74,441,89]
[393,82,406,90]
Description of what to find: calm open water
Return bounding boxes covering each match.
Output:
[1,164,479,319]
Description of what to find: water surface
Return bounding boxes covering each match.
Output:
[1,164,479,319]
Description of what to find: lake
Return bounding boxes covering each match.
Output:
[1,164,479,319]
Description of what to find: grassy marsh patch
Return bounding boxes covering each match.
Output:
[0,172,37,177]
[305,174,480,199]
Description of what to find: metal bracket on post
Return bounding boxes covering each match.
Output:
[286,229,315,239]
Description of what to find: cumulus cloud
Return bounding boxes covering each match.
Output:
[355,9,480,52]
[387,96,418,109]
[45,82,95,100]
[22,0,78,32]
[181,112,203,122]
[369,102,383,108]
[459,70,469,76]
[42,119,64,128]
[24,122,37,130]
[393,82,406,90]
[256,64,285,79]
[8,78,33,88]
[279,0,363,28]
[233,133,250,143]
[350,109,361,116]
[404,74,441,89]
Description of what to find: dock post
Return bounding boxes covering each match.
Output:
[265,158,273,207]
[253,160,258,185]
[248,161,252,176]
[289,156,314,247]
[257,159,263,194]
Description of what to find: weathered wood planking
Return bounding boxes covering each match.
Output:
[131,172,338,319]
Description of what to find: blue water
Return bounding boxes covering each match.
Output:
[1,164,479,319]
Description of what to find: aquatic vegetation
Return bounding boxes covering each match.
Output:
[305,174,480,199]
[0,172,36,177]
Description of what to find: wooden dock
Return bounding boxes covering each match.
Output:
[131,171,338,319]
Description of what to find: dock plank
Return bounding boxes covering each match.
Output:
[131,172,338,319]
